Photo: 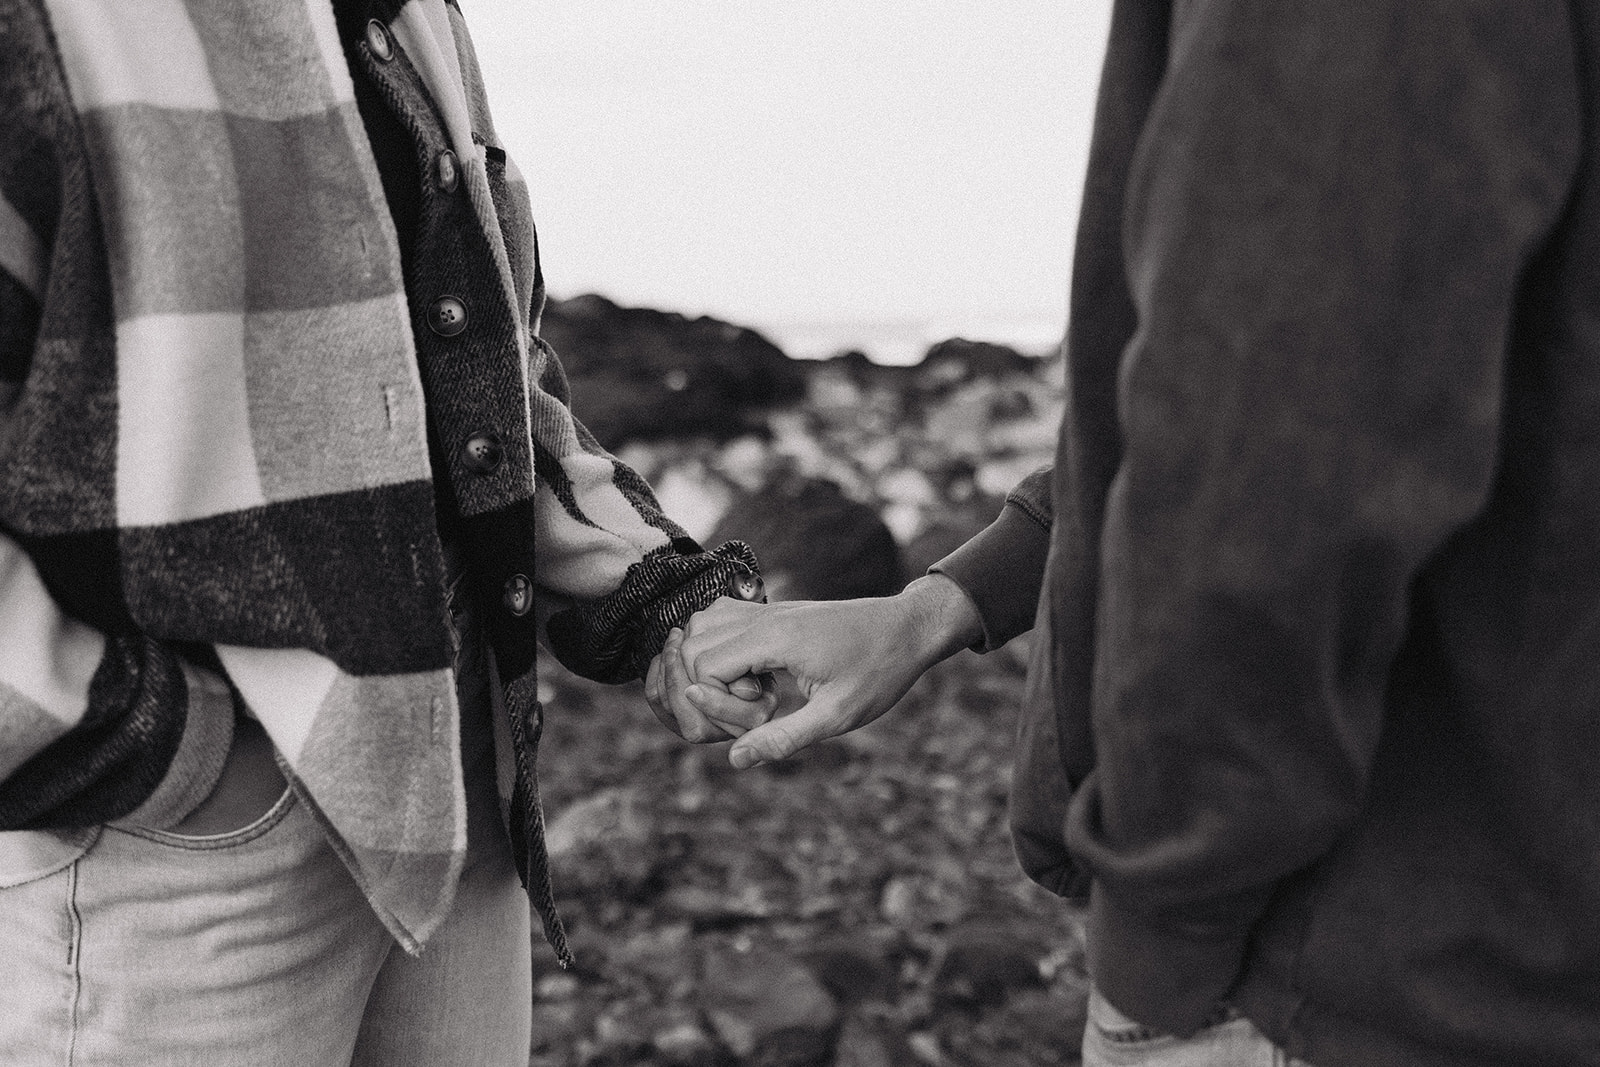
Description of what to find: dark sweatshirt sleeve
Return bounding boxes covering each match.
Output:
[930,466,1053,651]
[1065,0,1581,1034]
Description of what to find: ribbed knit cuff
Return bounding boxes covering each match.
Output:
[1085,885,1252,1038]
[108,661,236,831]
[928,501,1051,652]
[546,540,762,684]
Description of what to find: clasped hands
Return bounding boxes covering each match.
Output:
[644,573,983,768]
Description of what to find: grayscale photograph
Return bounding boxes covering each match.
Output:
[1,1,1594,1065]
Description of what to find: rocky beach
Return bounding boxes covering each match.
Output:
[530,295,1087,1066]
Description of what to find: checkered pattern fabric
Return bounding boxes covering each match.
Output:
[0,0,758,956]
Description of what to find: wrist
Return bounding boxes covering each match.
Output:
[897,573,984,669]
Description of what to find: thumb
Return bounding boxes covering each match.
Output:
[728,693,852,769]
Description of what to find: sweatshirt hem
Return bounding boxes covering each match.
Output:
[1232,977,1547,1067]
[1085,887,1252,1038]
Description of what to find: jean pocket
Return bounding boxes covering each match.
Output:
[113,785,296,851]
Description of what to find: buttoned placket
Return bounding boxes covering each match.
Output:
[355,21,527,530]
[352,13,568,964]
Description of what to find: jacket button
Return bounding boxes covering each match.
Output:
[462,431,502,474]
[727,562,764,602]
[427,296,467,337]
[437,150,460,193]
[366,20,393,62]
[503,574,533,617]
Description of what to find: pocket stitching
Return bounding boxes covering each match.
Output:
[110,786,296,851]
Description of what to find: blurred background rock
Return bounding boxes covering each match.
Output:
[532,295,1086,1067]
[543,294,1063,603]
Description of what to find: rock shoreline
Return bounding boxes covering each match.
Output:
[533,294,1087,1067]
[545,294,1064,596]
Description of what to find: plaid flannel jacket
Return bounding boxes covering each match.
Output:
[0,0,757,959]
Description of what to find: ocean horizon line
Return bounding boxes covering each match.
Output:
[753,314,1065,367]
[548,292,1066,368]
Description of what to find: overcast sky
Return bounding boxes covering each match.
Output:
[465,1,1112,358]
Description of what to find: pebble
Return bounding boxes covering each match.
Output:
[832,1016,920,1067]
[932,923,1047,1008]
[544,786,661,898]
[700,939,841,1067]
[798,934,898,1005]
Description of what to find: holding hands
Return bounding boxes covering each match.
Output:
[643,628,776,743]
[646,574,983,768]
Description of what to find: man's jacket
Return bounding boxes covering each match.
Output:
[1010,1,1600,1065]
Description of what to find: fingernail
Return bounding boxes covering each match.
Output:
[730,747,765,770]
[686,684,706,704]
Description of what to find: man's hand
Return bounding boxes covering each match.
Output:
[676,574,983,768]
[645,627,777,742]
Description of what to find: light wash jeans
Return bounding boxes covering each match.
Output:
[1083,986,1314,1067]
[0,764,531,1066]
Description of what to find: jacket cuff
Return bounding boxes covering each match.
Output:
[928,502,1051,652]
[109,661,236,831]
[1085,884,1252,1038]
[545,540,763,684]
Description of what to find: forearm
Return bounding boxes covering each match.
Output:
[0,23,239,831]
[525,338,765,683]
[0,532,235,829]
[896,573,985,671]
